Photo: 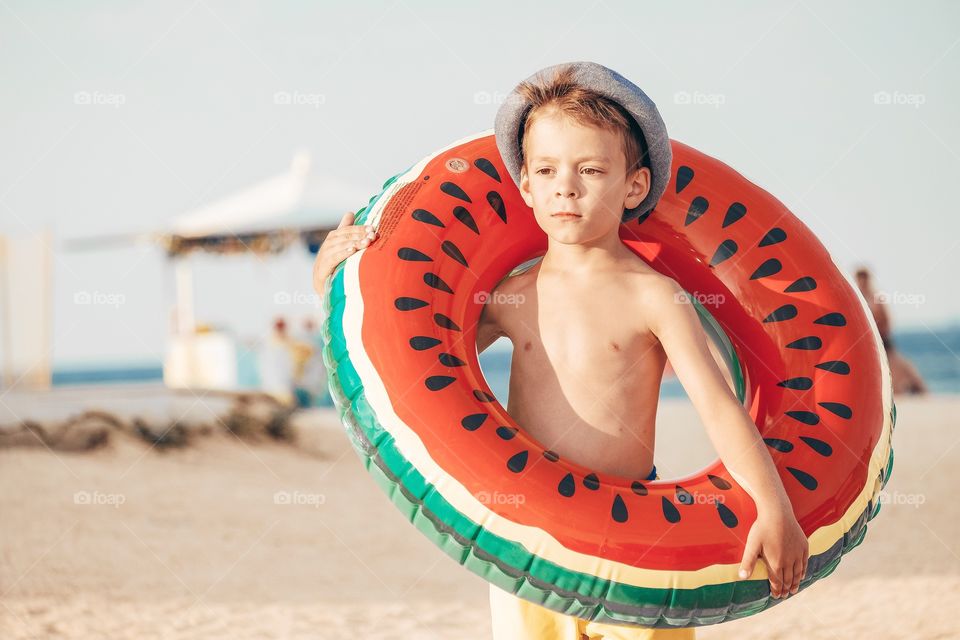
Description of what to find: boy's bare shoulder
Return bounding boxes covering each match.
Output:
[495,263,537,296]
[627,268,688,328]
[483,267,532,321]
[632,269,683,299]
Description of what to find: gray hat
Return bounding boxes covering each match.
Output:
[494,61,672,223]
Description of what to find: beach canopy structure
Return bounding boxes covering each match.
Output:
[64,150,370,257]
[167,151,369,257]
[61,151,369,392]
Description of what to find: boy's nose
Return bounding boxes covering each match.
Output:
[555,180,579,198]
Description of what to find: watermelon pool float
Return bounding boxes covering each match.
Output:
[319,131,896,628]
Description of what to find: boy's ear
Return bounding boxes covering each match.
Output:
[519,166,534,208]
[623,167,651,211]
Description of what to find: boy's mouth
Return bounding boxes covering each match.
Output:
[551,211,581,219]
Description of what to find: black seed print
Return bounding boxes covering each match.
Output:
[685,197,709,226]
[433,314,461,331]
[425,375,455,391]
[676,486,694,505]
[764,438,794,452]
[543,450,559,462]
[398,247,433,262]
[507,451,528,473]
[495,426,518,440]
[395,297,428,311]
[438,353,466,367]
[708,474,732,490]
[662,497,681,523]
[452,206,479,234]
[710,240,738,266]
[722,202,747,228]
[778,377,813,390]
[474,158,501,182]
[717,502,739,528]
[786,336,822,350]
[412,208,445,227]
[440,182,472,203]
[631,481,649,496]
[558,473,576,497]
[612,495,629,523]
[750,258,782,280]
[410,336,441,350]
[441,240,469,267]
[461,413,488,431]
[763,304,798,323]
[473,390,496,402]
[787,467,818,490]
[635,210,653,224]
[815,360,850,375]
[814,312,846,326]
[819,402,852,419]
[423,273,453,294]
[786,410,820,425]
[785,277,817,292]
[758,228,787,247]
[583,474,600,490]
[487,191,507,223]
[799,436,833,456]
[676,166,694,193]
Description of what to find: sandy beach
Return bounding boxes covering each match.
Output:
[2,394,958,639]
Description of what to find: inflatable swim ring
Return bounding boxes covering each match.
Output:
[319,131,896,628]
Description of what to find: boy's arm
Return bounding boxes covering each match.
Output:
[647,278,809,600]
[476,292,507,354]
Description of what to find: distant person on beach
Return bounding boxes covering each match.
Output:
[260,317,312,405]
[294,317,330,407]
[854,267,927,396]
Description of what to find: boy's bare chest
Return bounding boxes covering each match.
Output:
[499,281,664,374]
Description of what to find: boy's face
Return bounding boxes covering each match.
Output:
[519,108,650,244]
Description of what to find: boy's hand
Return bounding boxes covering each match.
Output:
[738,507,810,599]
[312,211,377,294]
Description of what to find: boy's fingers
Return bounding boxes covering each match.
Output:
[790,559,804,593]
[738,553,757,580]
[780,565,794,598]
[318,244,361,273]
[330,226,373,241]
[738,531,761,579]
[765,561,782,598]
[325,231,376,252]
[337,227,377,244]
[336,211,356,229]
[328,235,372,251]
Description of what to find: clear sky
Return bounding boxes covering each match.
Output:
[1,1,958,365]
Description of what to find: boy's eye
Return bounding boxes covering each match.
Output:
[535,167,603,175]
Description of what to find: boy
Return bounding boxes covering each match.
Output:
[312,61,809,640]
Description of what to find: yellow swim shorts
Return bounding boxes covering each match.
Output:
[488,583,696,640]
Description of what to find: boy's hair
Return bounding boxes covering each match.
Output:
[514,64,651,176]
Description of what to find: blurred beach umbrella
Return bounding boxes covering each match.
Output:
[64,150,371,257]
[166,150,370,256]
